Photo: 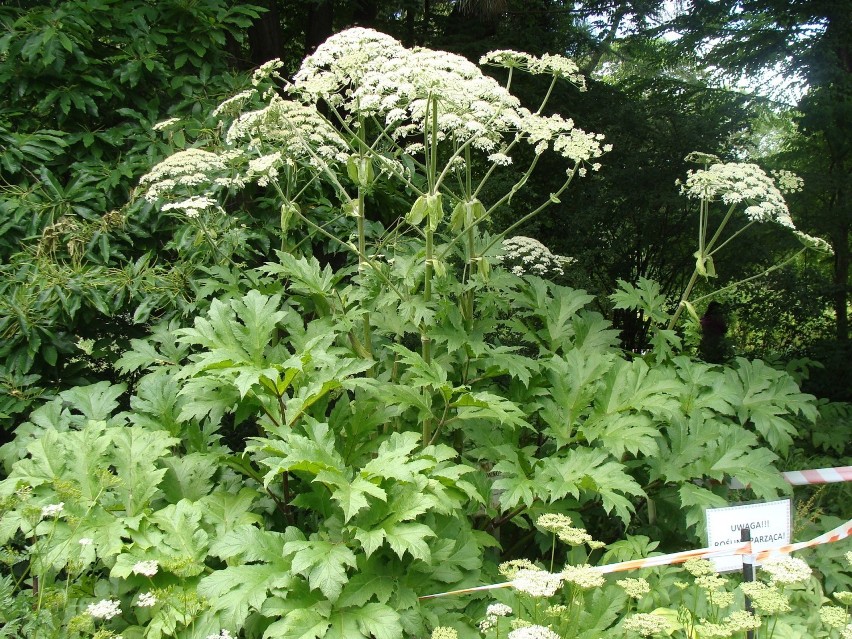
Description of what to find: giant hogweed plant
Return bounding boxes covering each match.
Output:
[0,28,828,639]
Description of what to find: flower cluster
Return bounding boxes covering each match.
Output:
[212,89,257,118]
[136,592,157,607]
[292,28,608,166]
[498,558,538,579]
[512,568,564,597]
[132,560,159,577]
[161,195,218,219]
[759,556,812,584]
[617,577,651,599]
[496,236,574,278]
[771,169,804,194]
[819,606,848,629]
[139,148,244,202]
[621,612,672,636]
[40,502,64,518]
[507,624,561,639]
[683,558,715,577]
[480,50,586,89]
[694,610,761,638]
[679,162,795,228]
[431,627,458,639]
[225,95,349,166]
[479,602,513,632]
[152,117,181,131]
[86,599,121,620]
[739,581,790,614]
[561,564,606,589]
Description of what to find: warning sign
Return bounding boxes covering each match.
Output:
[705,499,792,572]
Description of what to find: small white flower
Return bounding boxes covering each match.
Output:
[137,592,157,607]
[78,537,93,546]
[205,632,233,639]
[86,599,121,619]
[40,503,64,518]
[132,560,159,577]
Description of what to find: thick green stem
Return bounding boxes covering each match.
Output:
[668,202,738,331]
[667,268,701,331]
[422,226,434,446]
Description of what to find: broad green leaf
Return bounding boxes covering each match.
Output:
[148,500,210,577]
[265,608,330,639]
[111,426,178,515]
[331,475,387,522]
[59,381,126,421]
[199,563,293,629]
[382,522,435,562]
[284,540,357,601]
[326,603,402,639]
[678,482,728,531]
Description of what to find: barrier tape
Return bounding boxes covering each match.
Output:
[782,466,852,486]
[419,517,852,601]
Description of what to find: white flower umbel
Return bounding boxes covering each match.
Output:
[486,603,513,617]
[507,624,561,639]
[161,195,218,219]
[225,95,349,166]
[212,89,258,118]
[759,556,812,584]
[496,236,574,278]
[481,50,586,89]
[680,162,794,228]
[86,599,121,619]
[617,577,651,599]
[512,568,564,597]
[140,148,243,201]
[132,560,159,577]
[561,564,605,589]
[292,28,607,167]
[136,592,157,607]
[40,503,64,518]
[819,606,847,629]
[622,613,673,636]
[430,628,459,639]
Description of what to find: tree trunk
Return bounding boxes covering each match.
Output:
[248,0,285,66]
[306,0,335,54]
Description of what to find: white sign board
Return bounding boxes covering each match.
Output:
[705,499,792,572]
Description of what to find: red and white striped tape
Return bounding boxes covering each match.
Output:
[782,466,852,486]
[419,517,852,600]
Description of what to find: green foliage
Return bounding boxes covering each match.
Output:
[0,19,838,639]
[0,0,264,425]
